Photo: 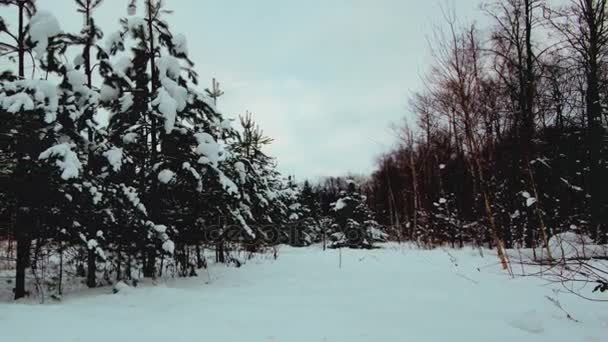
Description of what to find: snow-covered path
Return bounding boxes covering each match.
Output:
[1,245,606,342]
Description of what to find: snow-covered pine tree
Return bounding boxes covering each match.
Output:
[100,0,252,273]
[301,180,318,218]
[39,0,153,289]
[77,1,167,283]
[227,112,284,250]
[0,4,115,298]
[329,181,387,249]
[0,2,75,299]
[54,0,109,289]
[430,192,461,248]
[298,180,323,244]
[276,176,315,246]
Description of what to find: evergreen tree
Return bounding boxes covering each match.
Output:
[0,3,68,299]
[99,0,256,272]
[329,181,387,249]
[228,112,287,248]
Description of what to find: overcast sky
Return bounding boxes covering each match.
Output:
[30,0,485,180]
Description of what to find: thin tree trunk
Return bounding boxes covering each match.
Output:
[527,161,553,260]
[14,2,28,300]
[126,253,132,280]
[409,149,419,243]
[116,247,122,281]
[58,241,64,296]
[196,244,203,268]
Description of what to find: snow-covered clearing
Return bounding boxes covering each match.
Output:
[1,244,607,342]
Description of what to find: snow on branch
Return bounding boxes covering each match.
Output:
[38,143,82,180]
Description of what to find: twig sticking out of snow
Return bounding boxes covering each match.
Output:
[545,295,579,323]
[456,273,479,285]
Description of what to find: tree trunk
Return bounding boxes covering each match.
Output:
[196,245,203,268]
[584,0,607,243]
[522,0,535,154]
[13,0,29,302]
[145,0,160,272]
[14,224,30,300]
[143,249,156,278]
[86,248,96,288]
[116,247,122,281]
[58,241,64,296]
[216,241,225,263]
[409,149,419,243]
[126,253,132,280]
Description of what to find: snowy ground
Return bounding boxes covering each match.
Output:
[1,244,607,342]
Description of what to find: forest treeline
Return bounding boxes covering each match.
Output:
[364,0,608,257]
